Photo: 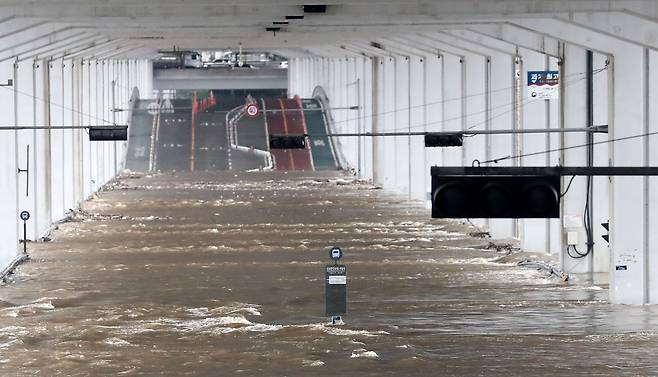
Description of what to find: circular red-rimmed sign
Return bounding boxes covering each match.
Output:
[245,103,260,118]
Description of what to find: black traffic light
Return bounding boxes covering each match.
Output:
[269,135,306,149]
[425,133,463,147]
[601,221,609,243]
[89,126,128,141]
[431,175,561,218]
[304,5,327,13]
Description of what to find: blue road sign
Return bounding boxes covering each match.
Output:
[330,247,343,261]
[19,211,30,221]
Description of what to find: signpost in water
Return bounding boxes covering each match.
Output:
[19,211,29,254]
[326,247,346,324]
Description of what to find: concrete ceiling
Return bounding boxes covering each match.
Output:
[3,1,658,59]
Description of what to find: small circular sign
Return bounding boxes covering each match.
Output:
[19,211,30,221]
[330,247,343,261]
[245,103,260,118]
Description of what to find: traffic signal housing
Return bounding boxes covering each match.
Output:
[269,134,307,149]
[431,174,561,218]
[89,126,128,141]
[425,133,463,148]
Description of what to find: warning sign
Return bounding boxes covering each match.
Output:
[245,103,260,118]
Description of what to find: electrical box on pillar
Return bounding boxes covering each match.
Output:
[89,126,128,141]
[431,175,561,218]
[269,135,306,149]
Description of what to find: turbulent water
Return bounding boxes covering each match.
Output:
[1,171,658,376]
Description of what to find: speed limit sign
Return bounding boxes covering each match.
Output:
[245,103,260,118]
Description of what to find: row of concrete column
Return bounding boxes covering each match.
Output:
[288,29,658,304]
[0,58,152,270]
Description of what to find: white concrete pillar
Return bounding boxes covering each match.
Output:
[408,56,426,201]
[608,45,650,304]
[649,50,658,304]
[423,54,443,207]
[62,59,74,211]
[371,56,385,186]
[48,58,65,222]
[558,44,606,275]
[381,56,396,188]
[33,59,50,238]
[486,53,517,239]
[0,60,18,266]
[15,60,36,239]
[393,55,410,195]
[519,48,558,255]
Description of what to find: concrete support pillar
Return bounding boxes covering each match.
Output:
[519,48,561,255]
[48,58,65,222]
[381,56,396,188]
[33,59,50,238]
[649,49,658,304]
[423,54,443,207]
[408,56,426,201]
[360,57,374,181]
[609,45,651,304]
[62,59,74,212]
[441,54,463,167]
[15,60,35,239]
[558,44,612,275]
[371,56,385,186]
[90,60,101,193]
[393,55,410,194]
[0,60,18,266]
[82,60,92,198]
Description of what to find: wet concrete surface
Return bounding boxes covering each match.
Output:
[2,171,658,376]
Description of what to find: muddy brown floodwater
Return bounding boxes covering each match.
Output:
[2,171,658,376]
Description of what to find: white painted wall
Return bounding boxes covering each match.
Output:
[287,36,626,287]
[0,57,151,272]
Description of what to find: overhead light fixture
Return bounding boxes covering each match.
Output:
[303,5,327,13]
[273,21,289,25]
[370,42,384,50]
[128,36,165,40]
[89,126,128,141]
[266,27,282,36]
[286,15,305,20]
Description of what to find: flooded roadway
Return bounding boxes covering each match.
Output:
[2,171,658,376]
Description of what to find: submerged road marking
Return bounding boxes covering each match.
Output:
[278,98,295,170]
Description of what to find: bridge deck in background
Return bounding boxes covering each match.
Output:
[263,98,314,171]
[128,96,338,172]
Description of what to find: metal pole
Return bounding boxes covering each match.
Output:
[117,107,360,114]
[430,166,658,176]
[111,80,116,125]
[356,77,362,178]
[586,50,595,274]
[267,127,606,138]
[0,125,128,130]
[22,221,27,254]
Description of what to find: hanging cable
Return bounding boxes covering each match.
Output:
[479,128,658,166]
[298,66,607,131]
[559,175,577,198]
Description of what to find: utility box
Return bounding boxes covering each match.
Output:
[325,264,346,316]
